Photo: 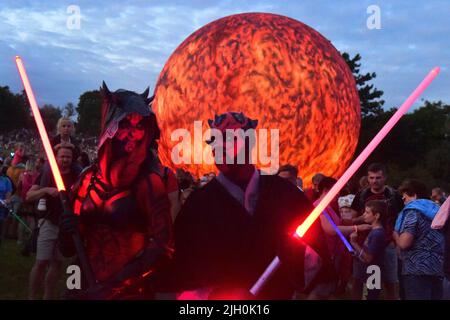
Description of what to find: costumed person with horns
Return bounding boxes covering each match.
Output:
[59,83,173,299]
[155,112,334,299]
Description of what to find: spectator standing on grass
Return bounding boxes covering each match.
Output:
[16,159,43,245]
[350,200,388,300]
[0,166,13,245]
[26,144,80,299]
[394,179,444,300]
[5,143,27,240]
[349,163,403,300]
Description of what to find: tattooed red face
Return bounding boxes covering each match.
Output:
[114,113,146,153]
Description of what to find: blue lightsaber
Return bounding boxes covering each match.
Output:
[322,209,355,254]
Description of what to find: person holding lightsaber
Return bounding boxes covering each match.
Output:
[57,82,174,300]
[155,112,334,299]
[250,66,440,297]
[16,56,174,300]
[305,176,372,299]
[16,56,97,298]
[0,199,31,233]
[26,144,81,299]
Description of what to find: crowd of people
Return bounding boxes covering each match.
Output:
[1,106,449,300]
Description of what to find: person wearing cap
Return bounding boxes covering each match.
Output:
[338,194,356,221]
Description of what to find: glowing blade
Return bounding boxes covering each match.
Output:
[15,56,66,191]
[322,210,354,253]
[296,67,440,237]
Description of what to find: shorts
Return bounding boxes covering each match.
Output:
[36,219,63,261]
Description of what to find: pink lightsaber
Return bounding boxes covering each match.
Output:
[250,67,440,296]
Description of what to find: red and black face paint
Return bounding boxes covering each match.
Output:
[111,113,148,158]
[98,82,155,152]
[96,83,161,186]
[206,112,258,169]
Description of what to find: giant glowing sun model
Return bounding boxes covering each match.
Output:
[153,13,360,185]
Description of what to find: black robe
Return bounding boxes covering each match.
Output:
[158,174,334,299]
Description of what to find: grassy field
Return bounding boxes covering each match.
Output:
[1,238,356,300]
[0,239,35,299]
[0,239,70,300]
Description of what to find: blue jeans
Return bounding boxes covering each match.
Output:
[403,275,443,300]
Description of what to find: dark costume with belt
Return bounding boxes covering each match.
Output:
[59,83,173,299]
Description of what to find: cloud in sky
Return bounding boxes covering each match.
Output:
[1,0,449,110]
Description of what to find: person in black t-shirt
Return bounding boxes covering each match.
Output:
[348,163,403,300]
[26,144,80,299]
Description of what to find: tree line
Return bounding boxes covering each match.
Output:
[1,53,448,190]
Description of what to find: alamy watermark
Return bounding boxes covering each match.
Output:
[366,265,381,290]
[66,5,81,30]
[367,5,381,30]
[66,264,81,290]
[170,121,280,174]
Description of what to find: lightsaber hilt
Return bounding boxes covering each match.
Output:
[10,209,32,233]
[0,200,32,232]
[249,256,281,296]
[59,190,96,288]
[250,211,355,296]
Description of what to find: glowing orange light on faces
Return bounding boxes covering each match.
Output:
[154,13,360,182]
[15,56,66,191]
[115,113,146,152]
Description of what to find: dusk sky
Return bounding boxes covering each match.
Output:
[1,0,449,111]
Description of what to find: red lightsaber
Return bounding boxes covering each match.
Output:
[250,66,440,296]
[15,55,96,287]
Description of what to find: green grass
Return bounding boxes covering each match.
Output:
[0,239,357,300]
[0,239,34,299]
[0,239,70,300]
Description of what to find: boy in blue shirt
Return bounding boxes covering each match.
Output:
[350,200,388,300]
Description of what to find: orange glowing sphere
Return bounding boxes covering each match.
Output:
[154,13,360,185]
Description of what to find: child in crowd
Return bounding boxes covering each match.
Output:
[338,194,356,220]
[350,200,387,300]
